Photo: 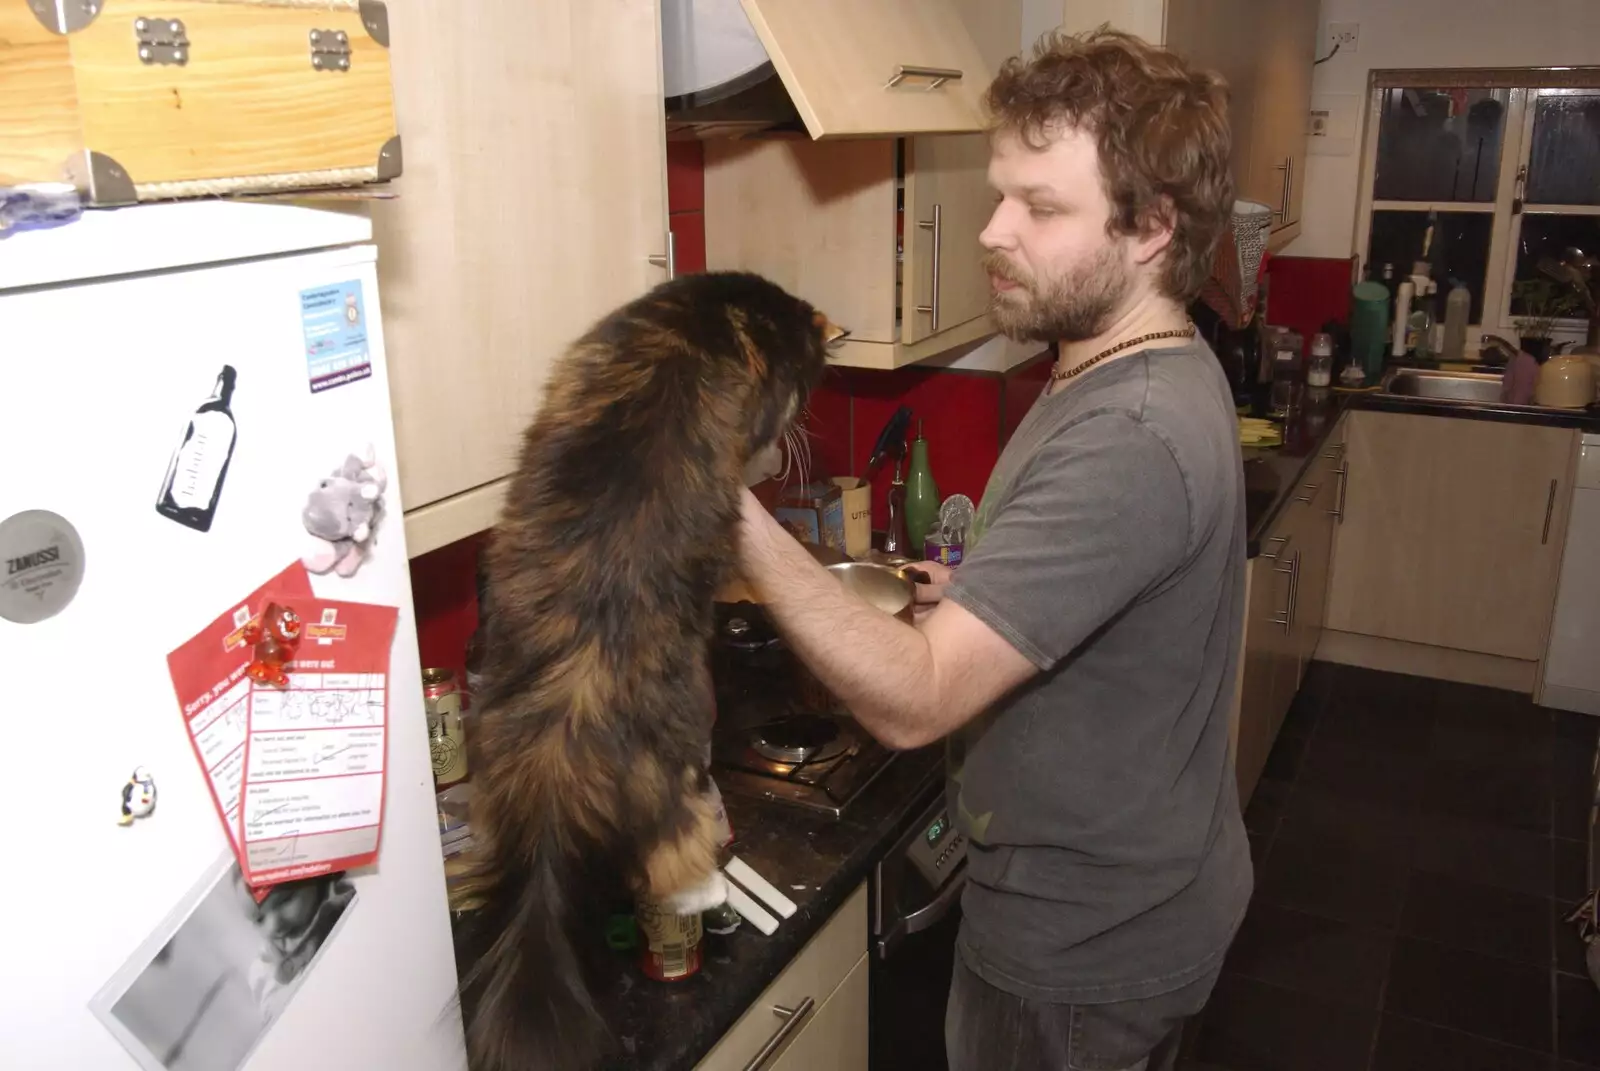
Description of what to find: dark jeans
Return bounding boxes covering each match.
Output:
[945,953,1219,1071]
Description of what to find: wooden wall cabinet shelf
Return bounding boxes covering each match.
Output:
[704,132,1000,372]
[378,0,673,557]
[1054,0,1318,252]
[695,882,869,1071]
[1235,418,1345,805]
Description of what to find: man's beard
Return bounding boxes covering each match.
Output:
[983,242,1131,343]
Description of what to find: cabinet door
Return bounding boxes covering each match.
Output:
[1241,0,1316,239]
[375,0,669,528]
[902,134,993,346]
[767,954,869,1071]
[704,138,899,344]
[737,0,993,138]
[1290,452,1342,674]
[1325,411,1577,660]
[1237,544,1297,805]
[1163,0,1263,203]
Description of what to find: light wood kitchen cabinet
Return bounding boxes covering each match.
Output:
[704,134,997,369]
[767,956,869,1071]
[1051,0,1318,249]
[376,0,671,557]
[702,0,1017,371]
[1325,411,1579,663]
[696,883,869,1071]
[1235,418,1346,805]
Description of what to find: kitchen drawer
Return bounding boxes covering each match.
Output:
[768,952,869,1071]
[695,882,868,1071]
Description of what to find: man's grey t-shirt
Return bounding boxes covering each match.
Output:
[945,339,1252,1004]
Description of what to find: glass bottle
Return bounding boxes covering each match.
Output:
[903,419,940,551]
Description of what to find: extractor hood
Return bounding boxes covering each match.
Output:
[661,0,803,137]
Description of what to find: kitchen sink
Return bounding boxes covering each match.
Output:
[1380,368,1507,403]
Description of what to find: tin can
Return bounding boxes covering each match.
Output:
[423,668,469,789]
[923,538,963,567]
[635,898,704,982]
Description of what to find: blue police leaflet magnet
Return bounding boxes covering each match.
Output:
[300,280,371,393]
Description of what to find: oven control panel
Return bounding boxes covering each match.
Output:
[906,806,967,888]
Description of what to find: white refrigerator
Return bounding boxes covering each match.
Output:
[0,202,466,1070]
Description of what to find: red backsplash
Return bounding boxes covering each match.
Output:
[1263,255,1356,350]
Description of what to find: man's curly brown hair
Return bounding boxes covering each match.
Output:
[984,26,1234,302]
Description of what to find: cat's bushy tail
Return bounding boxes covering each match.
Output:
[451,833,608,1071]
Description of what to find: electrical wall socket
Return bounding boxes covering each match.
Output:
[1328,21,1359,53]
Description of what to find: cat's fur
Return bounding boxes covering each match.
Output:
[448,272,842,1071]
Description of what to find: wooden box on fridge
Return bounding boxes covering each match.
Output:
[0,0,400,204]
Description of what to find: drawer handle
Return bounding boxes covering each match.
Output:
[914,203,943,330]
[1294,482,1321,504]
[1260,535,1289,560]
[742,997,816,1071]
[1329,463,1348,522]
[1543,479,1558,545]
[885,65,964,89]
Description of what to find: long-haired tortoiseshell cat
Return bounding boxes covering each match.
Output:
[448,271,844,1071]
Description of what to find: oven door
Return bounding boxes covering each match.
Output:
[869,790,968,1071]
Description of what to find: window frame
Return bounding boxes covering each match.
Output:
[1353,68,1600,354]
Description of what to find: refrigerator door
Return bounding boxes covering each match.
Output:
[0,243,464,1070]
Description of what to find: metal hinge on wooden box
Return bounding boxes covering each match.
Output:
[1,0,401,205]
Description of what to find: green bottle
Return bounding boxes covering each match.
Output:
[904,419,941,553]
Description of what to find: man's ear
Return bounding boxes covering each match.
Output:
[1130,195,1177,269]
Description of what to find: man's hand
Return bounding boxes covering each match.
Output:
[906,560,953,616]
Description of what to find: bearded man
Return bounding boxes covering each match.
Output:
[735,27,1251,1070]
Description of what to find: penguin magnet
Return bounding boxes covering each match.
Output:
[119,767,157,826]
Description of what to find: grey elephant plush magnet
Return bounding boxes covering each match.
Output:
[302,445,387,577]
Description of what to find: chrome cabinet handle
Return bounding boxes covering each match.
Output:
[741,997,816,1071]
[914,203,943,331]
[1329,463,1348,522]
[1285,156,1295,224]
[1261,535,1289,560]
[647,230,676,280]
[1270,551,1300,634]
[1273,157,1292,223]
[885,65,963,89]
[1294,482,1321,504]
[1543,479,1558,544]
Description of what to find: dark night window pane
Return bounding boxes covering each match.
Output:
[1525,91,1600,206]
[1509,213,1600,317]
[1368,210,1494,323]
[1373,87,1506,203]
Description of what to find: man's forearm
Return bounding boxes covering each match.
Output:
[738,499,941,749]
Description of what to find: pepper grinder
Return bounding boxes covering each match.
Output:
[883,455,909,555]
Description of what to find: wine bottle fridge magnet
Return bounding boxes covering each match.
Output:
[118,767,157,826]
[155,365,239,533]
[301,444,388,578]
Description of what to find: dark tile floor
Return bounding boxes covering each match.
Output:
[1182,662,1600,1071]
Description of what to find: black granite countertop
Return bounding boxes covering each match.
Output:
[597,744,945,1071]
[1242,376,1600,557]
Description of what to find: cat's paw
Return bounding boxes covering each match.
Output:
[661,870,728,915]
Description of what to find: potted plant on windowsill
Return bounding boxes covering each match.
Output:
[1512,277,1585,362]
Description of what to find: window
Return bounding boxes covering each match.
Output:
[1355,71,1600,350]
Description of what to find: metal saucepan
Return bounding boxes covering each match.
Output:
[825,561,915,624]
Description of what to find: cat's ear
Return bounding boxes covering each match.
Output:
[812,310,850,348]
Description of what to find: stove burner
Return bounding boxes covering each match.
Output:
[751,714,845,765]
